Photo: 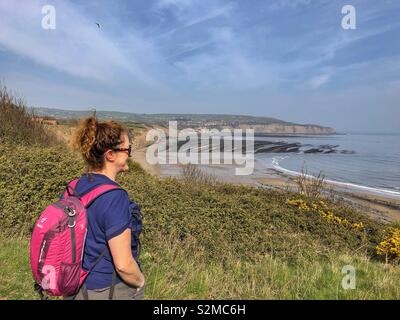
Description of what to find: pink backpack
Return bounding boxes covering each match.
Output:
[30,178,121,298]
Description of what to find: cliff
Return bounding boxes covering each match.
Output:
[33,107,336,135]
[236,124,336,135]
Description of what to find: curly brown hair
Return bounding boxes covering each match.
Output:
[71,116,128,171]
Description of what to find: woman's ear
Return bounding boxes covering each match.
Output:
[104,149,116,162]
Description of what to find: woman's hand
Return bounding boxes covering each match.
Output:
[108,228,144,288]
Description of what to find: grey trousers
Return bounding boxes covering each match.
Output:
[70,281,145,300]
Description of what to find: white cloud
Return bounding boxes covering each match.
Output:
[269,0,312,11]
[156,0,193,9]
[153,0,235,37]
[308,74,330,89]
[0,0,160,86]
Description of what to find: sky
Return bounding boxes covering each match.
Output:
[0,0,399,133]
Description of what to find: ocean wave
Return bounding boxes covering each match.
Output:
[271,156,400,198]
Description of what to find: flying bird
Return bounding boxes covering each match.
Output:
[96,23,101,29]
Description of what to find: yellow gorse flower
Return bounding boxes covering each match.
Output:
[286,198,364,231]
[376,228,400,258]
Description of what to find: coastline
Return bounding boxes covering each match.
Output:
[132,146,400,224]
[132,146,161,176]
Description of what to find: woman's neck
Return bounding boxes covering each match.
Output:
[90,167,117,181]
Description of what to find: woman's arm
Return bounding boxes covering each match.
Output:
[108,228,145,288]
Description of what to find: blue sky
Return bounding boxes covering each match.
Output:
[0,0,399,133]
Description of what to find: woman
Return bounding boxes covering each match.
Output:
[68,116,145,300]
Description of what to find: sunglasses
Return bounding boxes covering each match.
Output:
[112,145,132,157]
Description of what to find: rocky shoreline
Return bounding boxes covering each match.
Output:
[172,137,356,155]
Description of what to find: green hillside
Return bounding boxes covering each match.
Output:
[0,87,398,300]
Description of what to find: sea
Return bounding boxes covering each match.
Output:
[255,133,400,197]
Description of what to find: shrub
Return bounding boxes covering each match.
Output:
[0,144,84,235]
[294,164,326,199]
[181,164,217,186]
[0,85,59,146]
[376,227,400,262]
[0,142,386,264]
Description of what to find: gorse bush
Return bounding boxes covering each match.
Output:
[0,144,84,235]
[0,141,398,299]
[121,170,385,263]
[0,143,387,264]
[0,85,59,146]
[287,199,365,231]
[376,227,400,261]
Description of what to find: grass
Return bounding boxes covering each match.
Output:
[0,237,35,300]
[1,233,399,300]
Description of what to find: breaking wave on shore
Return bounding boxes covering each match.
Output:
[270,156,400,198]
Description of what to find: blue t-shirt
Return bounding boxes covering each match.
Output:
[75,173,131,290]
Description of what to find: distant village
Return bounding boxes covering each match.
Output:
[31,115,57,125]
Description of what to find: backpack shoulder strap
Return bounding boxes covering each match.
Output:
[61,178,80,200]
[81,184,124,208]
[62,178,126,208]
